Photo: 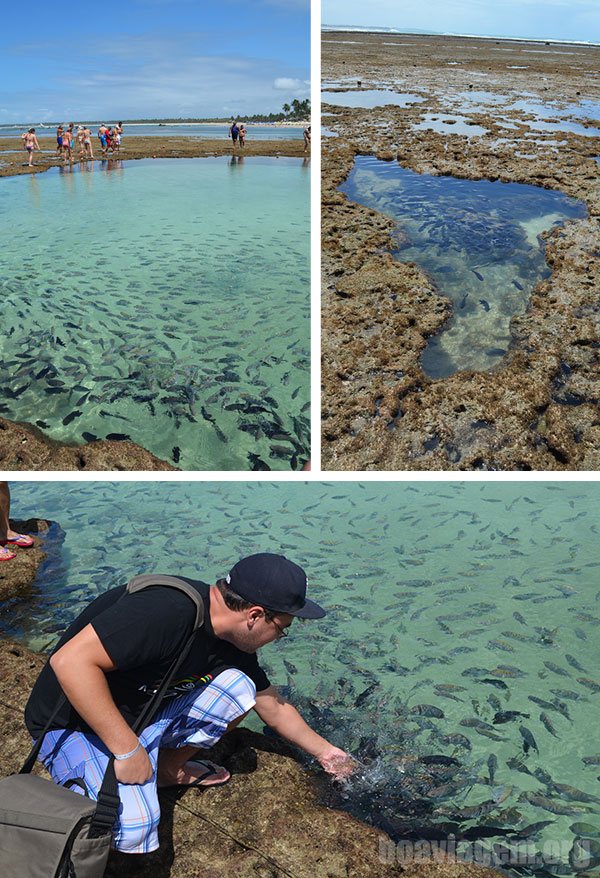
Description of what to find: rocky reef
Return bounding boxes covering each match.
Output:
[322,33,600,470]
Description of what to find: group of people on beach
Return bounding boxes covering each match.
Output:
[21,122,124,166]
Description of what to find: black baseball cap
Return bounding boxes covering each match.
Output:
[226,553,326,619]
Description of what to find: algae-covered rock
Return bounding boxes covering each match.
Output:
[0,639,504,878]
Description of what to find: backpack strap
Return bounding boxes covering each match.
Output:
[22,574,207,839]
[126,574,205,630]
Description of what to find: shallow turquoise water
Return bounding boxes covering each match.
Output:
[3,481,599,876]
[340,157,586,378]
[0,158,309,469]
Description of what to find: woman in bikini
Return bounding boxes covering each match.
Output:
[21,128,40,167]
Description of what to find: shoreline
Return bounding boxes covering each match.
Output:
[0,135,308,179]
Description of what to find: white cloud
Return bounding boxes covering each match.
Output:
[274,77,307,89]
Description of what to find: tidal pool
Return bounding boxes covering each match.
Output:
[322,90,425,109]
[3,480,599,878]
[340,156,586,378]
[0,157,309,469]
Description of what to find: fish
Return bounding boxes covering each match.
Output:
[493,711,530,724]
[409,704,444,718]
[519,725,539,754]
[540,712,559,738]
[479,299,490,311]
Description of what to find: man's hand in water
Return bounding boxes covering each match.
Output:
[319,746,357,779]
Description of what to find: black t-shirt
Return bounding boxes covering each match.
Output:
[25,579,271,738]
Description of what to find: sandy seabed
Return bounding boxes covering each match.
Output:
[321,33,600,471]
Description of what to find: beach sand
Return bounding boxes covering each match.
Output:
[321,33,600,471]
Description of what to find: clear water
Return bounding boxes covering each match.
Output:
[412,114,489,137]
[3,480,600,877]
[507,101,600,137]
[321,90,425,109]
[0,124,304,140]
[339,156,586,378]
[0,157,309,470]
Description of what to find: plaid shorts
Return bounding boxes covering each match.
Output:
[38,669,256,853]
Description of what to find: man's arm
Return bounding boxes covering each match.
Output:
[50,623,153,785]
[254,685,354,777]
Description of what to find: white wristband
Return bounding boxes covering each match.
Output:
[113,740,141,761]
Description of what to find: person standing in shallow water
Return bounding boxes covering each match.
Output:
[239,123,246,147]
[24,553,355,855]
[229,118,240,151]
[303,124,311,153]
[21,128,39,167]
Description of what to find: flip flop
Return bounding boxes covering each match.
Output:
[0,546,16,562]
[165,760,230,789]
[5,533,34,548]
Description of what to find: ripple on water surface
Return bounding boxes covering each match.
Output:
[4,480,600,878]
[340,156,586,378]
[0,157,309,470]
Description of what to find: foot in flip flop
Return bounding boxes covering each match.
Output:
[5,532,34,548]
[0,546,16,562]
[159,759,230,789]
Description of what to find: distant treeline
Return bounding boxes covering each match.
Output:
[27,100,311,127]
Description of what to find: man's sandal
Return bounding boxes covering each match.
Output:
[162,760,230,789]
[0,546,16,562]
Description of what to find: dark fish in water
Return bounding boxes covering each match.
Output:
[479,299,490,311]
[81,432,98,442]
[514,819,555,839]
[172,446,181,464]
[409,704,444,718]
[512,279,524,291]
[493,711,530,724]
[105,433,132,441]
[551,688,588,702]
[520,791,592,816]
[570,823,600,838]
[487,754,498,784]
[284,659,298,675]
[565,654,586,672]
[582,755,600,765]
[519,725,539,754]
[420,755,461,767]
[535,769,600,804]
[248,452,271,471]
[507,757,534,777]
[577,677,600,693]
[540,712,559,738]
[355,683,379,707]
[480,678,509,691]
[471,269,484,281]
[543,661,571,678]
[62,410,82,426]
[440,733,472,750]
[459,293,469,309]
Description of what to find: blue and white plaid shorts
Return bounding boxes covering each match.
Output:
[38,668,256,853]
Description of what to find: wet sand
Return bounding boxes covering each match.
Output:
[321,33,600,471]
[0,136,308,471]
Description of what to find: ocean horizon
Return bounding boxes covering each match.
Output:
[322,25,600,48]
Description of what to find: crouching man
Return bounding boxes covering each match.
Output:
[24,553,354,854]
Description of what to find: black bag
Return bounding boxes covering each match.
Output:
[0,575,204,878]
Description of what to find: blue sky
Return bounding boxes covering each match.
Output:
[0,0,309,123]
[322,0,600,44]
